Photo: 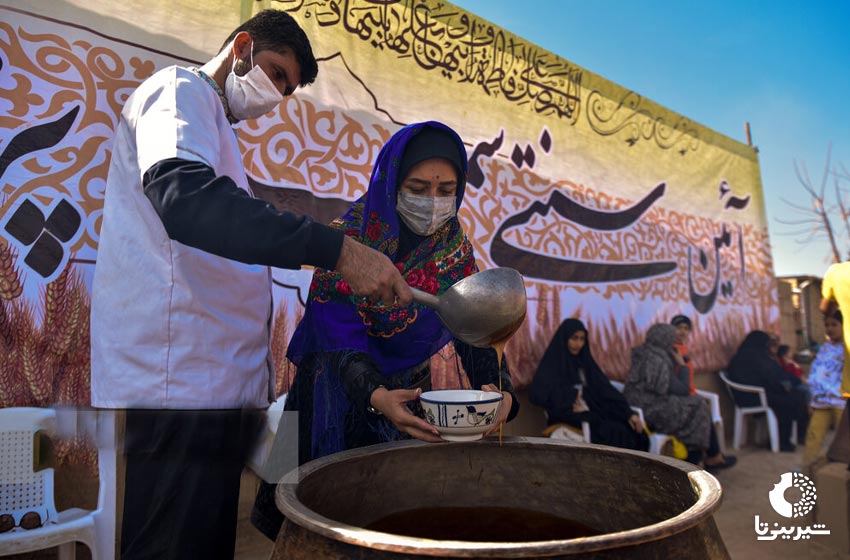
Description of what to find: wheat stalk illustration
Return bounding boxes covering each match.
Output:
[0,241,23,300]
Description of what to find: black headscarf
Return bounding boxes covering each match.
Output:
[737,330,772,352]
[398,126,465,189]
[727,330,800,405]
[531,319,632,425]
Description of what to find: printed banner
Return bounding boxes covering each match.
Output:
[0,1,778,411]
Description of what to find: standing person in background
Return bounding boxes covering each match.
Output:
[821,262,850,397]
[802,309,846,473]
[671,314,696,395]
[821,263,850,470]
[90,10,411,560]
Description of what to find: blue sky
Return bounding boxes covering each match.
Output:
[453,0,850,277]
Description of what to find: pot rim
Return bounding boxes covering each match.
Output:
[275,437,723,558]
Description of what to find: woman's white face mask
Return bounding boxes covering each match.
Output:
[225,41,283,121]
[396,192,456,236]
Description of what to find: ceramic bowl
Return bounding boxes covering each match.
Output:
[419,389,504,442]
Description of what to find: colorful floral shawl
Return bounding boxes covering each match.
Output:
[287,121,476,372]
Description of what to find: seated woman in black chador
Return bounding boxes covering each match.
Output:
[727,330,811,452]
[531,318,649,451]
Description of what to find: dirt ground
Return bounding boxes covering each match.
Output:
[709,446,849,560]
[233,439,850,560]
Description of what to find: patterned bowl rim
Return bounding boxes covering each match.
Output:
[419,390,503,405]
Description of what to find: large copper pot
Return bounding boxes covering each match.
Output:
[272,437,728,559]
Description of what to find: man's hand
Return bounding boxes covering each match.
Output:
[335,236,412,306]
[369,387,444,443]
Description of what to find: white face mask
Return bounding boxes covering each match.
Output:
[396,192,457,236]
[224,41,284,121]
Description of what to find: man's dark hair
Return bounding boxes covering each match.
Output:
[777,344,791,359]
[221,9,318,86]
[670,314,692,328]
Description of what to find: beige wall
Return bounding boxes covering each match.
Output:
[805,280,827,345]
[778,280,799,347]
[777,276,825,352]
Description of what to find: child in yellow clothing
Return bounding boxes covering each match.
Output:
[803,309,846,472]
[821,262,850,395]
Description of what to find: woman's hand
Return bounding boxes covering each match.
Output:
[671,346,686,367]
[572,387,590,413]
[369,387,444,443]
[480,384,512,437]
[628,413,644,433]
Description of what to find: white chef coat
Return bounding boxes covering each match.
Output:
[91,66,274,409]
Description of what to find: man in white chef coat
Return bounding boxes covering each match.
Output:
[90,9,411,559]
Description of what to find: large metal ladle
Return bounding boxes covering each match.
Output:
[409,267,527,348]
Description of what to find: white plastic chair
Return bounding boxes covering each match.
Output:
[0,407,116,559]
[696,389,726,454]
[612,381,727,455]
[555,380,672,455]
[609,380,676,455]
[718,370,796,452]
[626,405,673,455]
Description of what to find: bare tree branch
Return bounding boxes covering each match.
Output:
[779,196,823,214]
[819,143,833,199]
[837,162,850,182]
[776,217,828,227]
[793,160,819,199]
[835,163,850,246]
[783,147,843,263]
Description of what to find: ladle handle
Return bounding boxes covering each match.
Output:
[409,287,440,309]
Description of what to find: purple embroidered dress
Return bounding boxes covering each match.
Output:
[284,121,516,462]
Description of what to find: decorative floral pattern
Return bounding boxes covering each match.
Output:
[310,200,477,338]
[1,8,779,405]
